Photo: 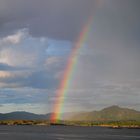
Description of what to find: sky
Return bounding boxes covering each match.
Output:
[0,0,140,114]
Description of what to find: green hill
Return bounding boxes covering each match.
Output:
[0,112,50,120]
[69,106,140,121]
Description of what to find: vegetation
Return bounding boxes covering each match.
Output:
[0,120,50,126]
[54,120,140,128]
[0,120,140,128]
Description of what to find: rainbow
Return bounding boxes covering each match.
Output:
[50,0,104,124]
[50,17,93,123]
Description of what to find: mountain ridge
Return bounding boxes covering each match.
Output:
[0,111,50,120]
[0,106,139,121]
[68,105,140,121]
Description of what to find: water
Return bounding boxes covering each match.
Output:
[0,125,139,140]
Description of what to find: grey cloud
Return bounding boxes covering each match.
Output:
[0,58,65,89]
[0,69,59,89]
[0,0,140,113]
[0,63,23,71]
[0,29,69,90]
[23,70,60,89]
[90,0,140,41]
[0,0,139,41]
[0,88,49,104]
[0,29,48,67]
[0,0,98,40]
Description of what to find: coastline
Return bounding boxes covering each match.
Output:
[0,120,140,129]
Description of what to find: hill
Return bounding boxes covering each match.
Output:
[69,106,140,121]
[0,106,139,122]
[0,112,50,120]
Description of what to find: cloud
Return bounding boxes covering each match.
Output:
[0,29,48,67]
[54,38,140,112]
[0,87,54,113]
[0,63,25,71]
[0,103,48,114]
[0,0,140,113]
[0,88,49,104]
[58,82,140,112]
[0,0,99,41]
[0,0,139,41]
[0,29,70,90]
[0,29,23,46]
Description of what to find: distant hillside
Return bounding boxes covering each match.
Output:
[69,106,140,121]
[0,106,139,121]
[0,112,50,120]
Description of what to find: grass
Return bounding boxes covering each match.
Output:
[0,120,140,128]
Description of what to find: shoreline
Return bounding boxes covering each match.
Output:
[0,120,140,129]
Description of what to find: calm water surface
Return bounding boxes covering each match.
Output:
[0,125,139,140]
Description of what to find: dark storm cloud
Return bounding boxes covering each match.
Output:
[91,0,140,41]
[0,0,97,40]
[0,0,140,41]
